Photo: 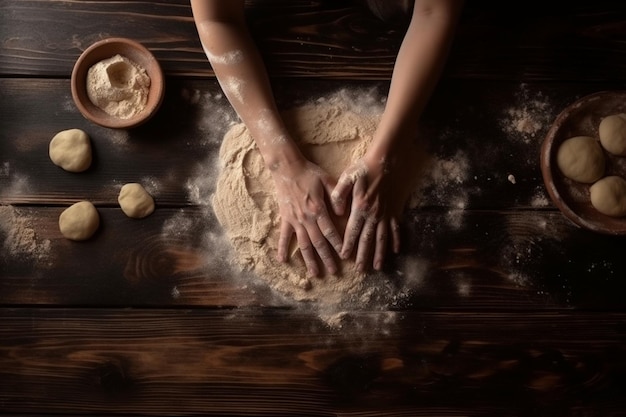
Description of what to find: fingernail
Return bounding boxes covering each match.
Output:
[374,261,382,270]
[356,263,364,272]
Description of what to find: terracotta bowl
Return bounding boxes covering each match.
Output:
[541,91,626,235]
[71,37,164,129]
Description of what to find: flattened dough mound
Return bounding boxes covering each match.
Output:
[118,183,155,218]
[49,128,92,172]
[556,136,605,183]
[590,175,626,217]
[598,113,626,156]
[212,99,422,303]
[59,201,100,240]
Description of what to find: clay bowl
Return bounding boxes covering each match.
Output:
[71,37,164,129]
[541,91,626,235]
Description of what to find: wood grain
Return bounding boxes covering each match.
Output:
[2,1,626,81]
[3,1,626,415]
[1,78,620,208]
[1,308,625,415]
[2,207,625,310]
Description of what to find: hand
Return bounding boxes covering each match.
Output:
[272,159,343,277]
[331,155,401,272]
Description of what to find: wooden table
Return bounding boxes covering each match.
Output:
[2,1,626,415]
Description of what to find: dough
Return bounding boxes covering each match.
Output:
[589,175,626,217]
[556,136,605,183]
[118,183,155,218]
[49,128,92,172]
[598,113,626,156]
[212,98,422,303]
[59,201,100,240]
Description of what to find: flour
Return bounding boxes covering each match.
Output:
[0,162,9,178]
[211,92,423,307]
[212,100,375,304]
[0,205,51,264]
[197,21,245,66]
[500,84,553,144]
[87,54,150,119]
[408,150,472,230]
[221,77,245,104]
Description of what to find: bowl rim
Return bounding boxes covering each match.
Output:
[71,37,165,129]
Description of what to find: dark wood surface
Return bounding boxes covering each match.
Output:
[2,1,626,416]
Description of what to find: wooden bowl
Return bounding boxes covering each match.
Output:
[541,91,626,235]
[71,37,164,129]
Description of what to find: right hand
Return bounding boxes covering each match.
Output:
[272,158,343,277]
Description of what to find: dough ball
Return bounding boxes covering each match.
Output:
[556,136,605,183]
[598,113,626,156]
[59,201,100,240]
[49,128,92,172]
[589,175,626,217]
[118,183,155,218]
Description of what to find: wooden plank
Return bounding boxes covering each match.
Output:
[2,207,625,310]
[1,77,621,208]
[0,0,402,79]
[1,308,625,415]
[2,0,626,81]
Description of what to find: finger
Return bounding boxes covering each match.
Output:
[390,217,401,254]
[320,171,337,197]
[294,226,320,277]
[373,220,388,271]
[341,209,365,260]
[306,223,338,276]
[317,213,343,255]
[330,172,353,216]
[356,218,377,272]
[340,178,368,259]
[276,220,294,263]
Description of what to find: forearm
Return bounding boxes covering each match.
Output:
[367,0,463,162]
[190,0,304,172]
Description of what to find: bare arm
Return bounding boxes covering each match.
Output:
[190,0,342,277]
[332,0,463,271]
[369,0,463,160]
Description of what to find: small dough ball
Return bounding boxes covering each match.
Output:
[49,128,92,172]
[59,201,100,240]
[598,113,626,156]
[556,136,605,183]
[118,183,155,218]
[590,176,626,217]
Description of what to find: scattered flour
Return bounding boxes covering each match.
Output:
[530,186,550,208]
[408,149,472,230]
[176,84,568,328]
[0,205,51,265]
[182,88,428,329]
[500,84,553,144]
[0,162,9,178]
[0,169,32,197]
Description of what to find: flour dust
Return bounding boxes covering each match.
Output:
[175,83,570,330]
[0,205,52,266]
[500,83,554,144]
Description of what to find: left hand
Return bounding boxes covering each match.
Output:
[330,154,401,272]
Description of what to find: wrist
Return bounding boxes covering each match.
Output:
[262,141,306,174]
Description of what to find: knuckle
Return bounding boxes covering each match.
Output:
[299,243,313,253]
